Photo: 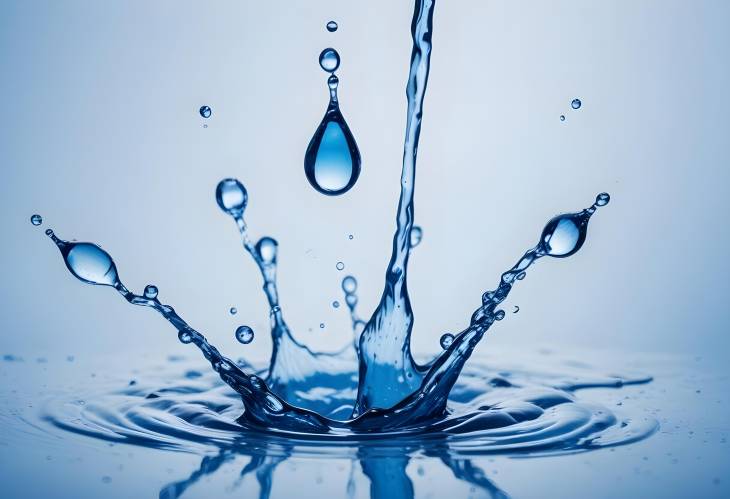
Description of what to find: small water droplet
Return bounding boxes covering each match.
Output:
[235,325,254,344]
[30,214,43,226]
[342,276,357,293]
[326,21,338,32]
[320,323,325,329]
[215,178,248,218]
[336,261,345,271]
[560,115,566,122]
[229,307,237,315]
[345,294,357,307]
[539,200,600,258]
[199,106,212,118]
[47,232,120,287]
[256,237,278,264]
[143,284,158,299]
[410,226,423,247]
[595,192,610,207]
[440,333,454,349]
[319,48,340,73]
[178,330,193,344]
[494,310,506,321]
[332,300,340,308]
[513,305,520,314]
[571,98,582,110]
[348,234,354,240]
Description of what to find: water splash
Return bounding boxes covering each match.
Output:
[304,49,361,196]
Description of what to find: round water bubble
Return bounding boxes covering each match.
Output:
[229,307,237,315]
[336,261,345,271]
[143,284,158,299]
[319,323,325,329]
[199,106,212,118]
[215,178,248,218]
[540,212,590,258]
[595,192,610,207]
[326,21,338,32]
[342,275,357,293]
[560,115,566,122]
[440,333,454,349]
[332,300,340,308]
[235,325,254,344]
[410,226,423,247]
[328,74,339,90]
[319,48,340,73]
[256,237,278,264]
[178,330,193,344]
[571,98,582,110]
[30,214,43,226]
[348,234,353,240]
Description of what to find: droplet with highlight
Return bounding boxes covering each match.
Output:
[30,214,43,226]
[199,106,212,118]
[235,325,254,344]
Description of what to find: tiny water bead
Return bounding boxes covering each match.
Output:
[342,276,357,293]
[178,330,193,344]
[229,307,237,315]
[336,261,345,271]
[410,226,423,247]
[319,323,325,329]
[143,284,158,299]
[571,98,582,110]
[199,106,212,118]
[319,48,340,73]
[256,237,278,264]
[326,21,338,32]
[215,178,248,218]
[332,301,340,308]
[440,333,454,349]
[560,115,566,122]
[595,192,610,207]
[30,214,43,226]
[235,326,254,344]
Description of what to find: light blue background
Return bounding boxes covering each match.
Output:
[0,1,728,497]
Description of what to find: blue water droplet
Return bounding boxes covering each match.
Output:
[513,305,520,314]
[326,21,338,32]
[342,276,357,293]
[332,300,340,308]
[336,261,345,271]
[494,310,506,321]
[229,307,237,315]
[348,234,354,240]
[215,179,248,218]
[319,48,340,73]
[235,325,254,344]
[440,333,454,349]
[304,110,361,196]
[319,323,325,329]
[595,192,610,207]
[560,115,566,122]
[30,214,43,226]
[178,330,193,344]
[538,199,603,258]
[571,98,582,110]
[256,237,278,264]
[47,231,119,287]
[143,284,158,299]
[199,106,212,118]
[410,226,423,247]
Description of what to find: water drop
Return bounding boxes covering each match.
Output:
[30,214,43,226]
[494,310,506,321]
[571,98,582,110]
[595,192,610,207]
[342,276,357,293]
[319,48,340,73]
[256,237,278,264]
[513,305,520,314]
[348,234,353,240]
[332,300,340,308]
[320,323,325,329]
[229,307,237,315]
[215,178,248,218]
[143,284,158,299]
[235,325,254,344]
[440,333,454,349]
[336,261,345,271]
[199,106,212,118]
[326,21,338,32]
[560,115,566,122]
[345,294,357,307]
[47,232,119,287]
[410,226,423,247]
[178,330,193,344]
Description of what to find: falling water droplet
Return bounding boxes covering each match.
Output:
[30,214,43,226]
[305,49,361,196]
[256,237,278,264]
[199,106,212,118]
[332,300,340,308]
[342,276,357,293]
[560,115,566,122]
[348,234,354,240]
[229,307,237,315]
[539,195,607,258]
[345,294,357,307]
[494,310,506,321]
[595,192,610,207]
[46,231,119,287]
[319,48,340,73]
[215,179,248,218]
[319,323,325,329]
[571,98,582,110]
[410,226,423,247]
[235,325,254,344]
[326,21,338,32]
[336,261,345,271]
[440,333,454,349]
[143,284,158,299]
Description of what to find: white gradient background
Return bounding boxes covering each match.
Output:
[0,1,729,498]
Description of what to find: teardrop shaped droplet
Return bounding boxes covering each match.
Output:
[342,275,357,294]
[199,106,212,118]
[235,325,254,344]
[539,194,608,258]
[216,178,248,218]
[46,231,120,287]
[305,108,361,196]
[229,307,237,315]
